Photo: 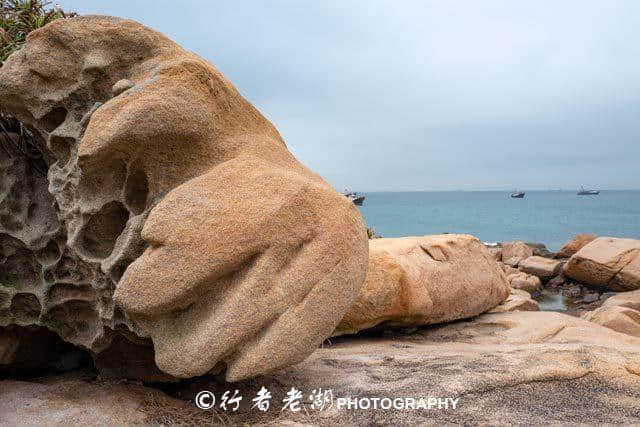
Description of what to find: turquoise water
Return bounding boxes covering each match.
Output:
[357,191,640,251]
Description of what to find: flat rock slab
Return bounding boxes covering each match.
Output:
[519,256,563,280]
[3,311,638,426]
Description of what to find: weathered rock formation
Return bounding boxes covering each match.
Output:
[564,237,640,291]
[0,16,368,381]
[334,234,509,335]
[556,233,597,258]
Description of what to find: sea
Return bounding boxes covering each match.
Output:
[357,190,640,252]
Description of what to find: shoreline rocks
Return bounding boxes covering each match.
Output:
[335,234,509,336]
[563,237,640,291]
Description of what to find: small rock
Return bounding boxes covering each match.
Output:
[501,241,534,267]
[563,285,582,299]
[546,275,566,288]
[111,79,136,97]
[508,272,542,294]
[519,256,563,280]
[582,293,600,303]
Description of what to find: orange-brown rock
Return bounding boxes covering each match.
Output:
[582,290,640,337]
[501,241,534,267]
[556,233,597,258]
[563,237,640,291]
[582,305,640,337]
[335,234,509,335]
[0,16,368,381]
[507,271,542,294]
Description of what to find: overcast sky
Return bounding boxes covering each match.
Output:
[66,1,640,191]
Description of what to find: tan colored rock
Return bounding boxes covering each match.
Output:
[0,375,198,426]
[500,262,519,276]
[486,246,502,261]
[335,234,509,335]
[583,289,640,337]
[563,237,640,291]
[0,16,368,382]
[501,241,533,267]
[556,233,597,258]
[519,255,563,280]
[601,289,640,311]
[3,311,640,425]
[582,305,640,337]
[507,271,542,294]
[489,288,540,313]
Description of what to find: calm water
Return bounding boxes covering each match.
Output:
[357,191,640,251]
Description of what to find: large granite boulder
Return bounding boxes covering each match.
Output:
[582,290,640,337]
[563,237,640,291]
[556,233,597,258]
[599,289,640,311]
[335,234,510,335]
[0,16,368,381]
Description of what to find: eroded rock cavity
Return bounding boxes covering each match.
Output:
[0,16,369,382]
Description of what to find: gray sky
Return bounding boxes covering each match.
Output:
[65,1,640,191]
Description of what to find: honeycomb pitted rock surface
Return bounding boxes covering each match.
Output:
[0,16,369,381]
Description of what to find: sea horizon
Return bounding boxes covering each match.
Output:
[356,190,640,251]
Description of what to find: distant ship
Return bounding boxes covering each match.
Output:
[577,186,599,196]
[510,190,525,198]
[344,190,365,205]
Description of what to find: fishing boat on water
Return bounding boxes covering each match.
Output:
[577,186,599,195]
[344,190,365,205]
[510,190,525,198]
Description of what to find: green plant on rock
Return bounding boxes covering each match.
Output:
[367,227,381,239]
[1,1,76,173]
[1,0,76,63]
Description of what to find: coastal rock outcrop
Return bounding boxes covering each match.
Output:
[563,237,640,291]
[7,311,638,425]
[519,255,563,280]
[556,233,597,258]
[0,16,369,381]
[335,234,509,335]
[501,241,533,267]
